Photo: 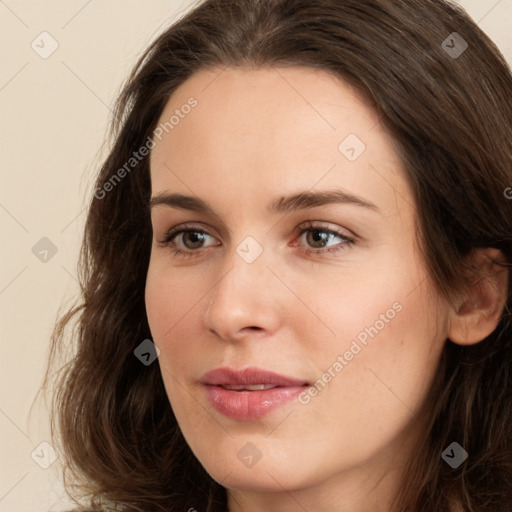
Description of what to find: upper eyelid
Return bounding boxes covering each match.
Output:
[159,221,354,246]
[150,205,360,238]
[161,223,220,242]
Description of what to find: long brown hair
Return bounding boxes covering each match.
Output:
[44,1,512,510]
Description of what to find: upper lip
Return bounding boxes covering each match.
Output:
[200,367,309,387]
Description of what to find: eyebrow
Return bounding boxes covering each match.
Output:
[149,189,379,215]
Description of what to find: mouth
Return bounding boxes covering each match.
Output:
[220,384,282,391]
[200,367,311,420]
[200,366,310,387]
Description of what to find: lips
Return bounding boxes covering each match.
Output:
[201,367,309,387]
[200,367,310,420]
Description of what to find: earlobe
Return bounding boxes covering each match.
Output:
[448,248,509,346]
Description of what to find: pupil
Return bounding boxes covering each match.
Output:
[185,231,204,248]
[309,230,327,248]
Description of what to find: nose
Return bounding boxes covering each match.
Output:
[203,244,283,343]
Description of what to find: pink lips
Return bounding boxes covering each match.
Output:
[201,367,309,420]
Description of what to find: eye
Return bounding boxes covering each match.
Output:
[293,221,354,256]
[157,223,219,259]
[157,221,355,259]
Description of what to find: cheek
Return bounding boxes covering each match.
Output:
[145,261,187,387]
[144,258,214,381]
[303,255,446,414]
[145,266,197,415]
[145,256,203,339]
[309,279,446,446]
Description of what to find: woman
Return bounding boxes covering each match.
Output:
[45,0,512,511]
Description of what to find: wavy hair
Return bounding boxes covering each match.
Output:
[44,0,512,511]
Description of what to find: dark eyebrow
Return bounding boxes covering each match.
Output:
[268,189,378,214]
[149,189,379,214]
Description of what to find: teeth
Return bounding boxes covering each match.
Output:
[223,384,278,391]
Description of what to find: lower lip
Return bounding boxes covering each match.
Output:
[204,385,307,420]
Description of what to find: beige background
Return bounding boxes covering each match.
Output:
[1,1,511,510]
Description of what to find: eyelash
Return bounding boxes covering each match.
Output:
[157,221,355,259]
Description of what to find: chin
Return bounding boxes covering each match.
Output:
[211,468,296,493]
[197,448,314,493]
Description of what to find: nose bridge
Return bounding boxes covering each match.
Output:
[212,234,269,302]
[204,233,281,338]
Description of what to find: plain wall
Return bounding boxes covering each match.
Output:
[1,1,511,510]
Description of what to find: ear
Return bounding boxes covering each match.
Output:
[448,248,509,346]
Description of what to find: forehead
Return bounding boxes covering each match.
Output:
[149,66,413,220]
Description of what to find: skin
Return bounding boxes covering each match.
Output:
[145,66,506,512]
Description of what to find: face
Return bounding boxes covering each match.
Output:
[145,66,450,508]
